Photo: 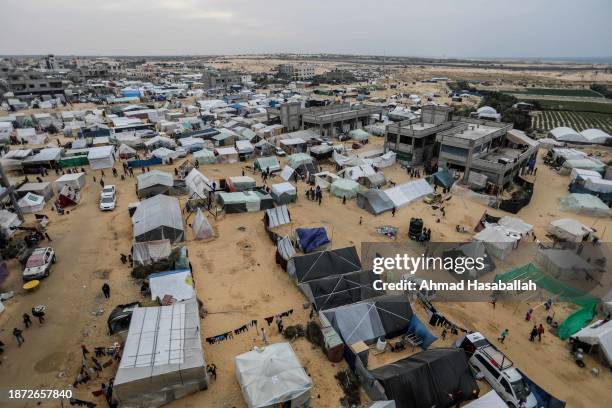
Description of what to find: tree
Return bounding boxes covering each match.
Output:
[502,108,532,131]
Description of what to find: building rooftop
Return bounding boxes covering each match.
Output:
[451,124,500,141]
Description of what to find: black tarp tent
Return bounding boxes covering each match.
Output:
[287,246,361,283]
[369,348,479,408]
[300,269,384,311]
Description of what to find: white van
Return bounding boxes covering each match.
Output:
[457,332,537,408]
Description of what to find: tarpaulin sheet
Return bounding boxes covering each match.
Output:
[296,227,330,253]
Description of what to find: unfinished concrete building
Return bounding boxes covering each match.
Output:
[301,103,383,137]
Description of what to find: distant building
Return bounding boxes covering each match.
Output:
[201,70,242,89]
[278,64,315,81]
[0,69,70,96]
[317,69,356,84]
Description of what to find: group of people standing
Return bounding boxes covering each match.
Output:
[306,185,323,205]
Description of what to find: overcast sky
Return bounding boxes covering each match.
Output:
[1,0,611,58]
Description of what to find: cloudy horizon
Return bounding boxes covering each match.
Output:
[1,0,611,59]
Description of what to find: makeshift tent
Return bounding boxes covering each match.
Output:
[339,164,377,181]
[288,246,361,283]
[236,140,254,156]
[561,158,605,174]
[430,169,454,189]
[463,391,506,408]
[235,343,312,408]
[535,249,594,280]
[22,147,62,167]
[570,168,601,183]
[0,210,21,238]
[559,194,610,218]
[144,135,175,149]
[137,170,174,199]
[548,219,593,243]
[114,300,207,408]
[58,185,80,206]
[497,216,533,237]
[264,205,291,229]
[254,156,281,173]
[132,240,172,266]
[580,128,611,144]
[87,145,115,169]
[215,147,239,163]
[132,195,184,243]
[192,209,214,240]
[286,153,313,169]
[321,294,413,345]
[218,190,274,213]
[369,348,479,408]
[357,189,394,215]
[149,269,195,303]
[276,236,297,266]
[330,179,361,199]
[17,182,54,201]
[473,226,520,260]
[193,149,217,165]
[494,264,598,340]
[571,320,612,367]
[550,127,582,143]
[227,176,256,192]
[184,169,212,198]
[18,193,45,213]
[299,269,384,311]
[151,147,179,164]
[584,177,612,194]
[295,227,331,254]
[270,182,297,205]
[280,165,295,181]
[442,241,496,278]
[54,173,86,192]
[371,151,396,168]
[310,144,334,160]
[384,179,434,209]
[349,128,370,141]
[179,137,206,152]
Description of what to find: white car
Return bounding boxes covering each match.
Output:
[101,185,116,198]
[23,247,56,281]
[100,194,117,211]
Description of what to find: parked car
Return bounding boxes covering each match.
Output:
[100,194,117,211]
[275,147,286,157]
[22,247,56,281]
[101,185,116,198]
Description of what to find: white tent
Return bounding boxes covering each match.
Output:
[185,169,212,198]
[149,269,195,303]
[270,183,297,205]
[550,127,583,143]
[497,216,533,237]
[151,147,179,163]
[114,300,207,408]
[18,193,45,214]
[571,320,612,367]
[548,218,593,242]
[473,226,518,260]
[535,249,594,279]
[559,194,611,218]
[235,343,312,408]
[584,177,612,194]
[54,173,86,192]
[280,165,295,181]
[88,145,115,170]
[214,147,239,164]
[0,209,21,238]
[383,179,433,208]
[192,209,214,240]
[236,140,255,155]
[580,129,611,144]
[118,143,137,158]
[463,391,507,408]
[570,168,602,183]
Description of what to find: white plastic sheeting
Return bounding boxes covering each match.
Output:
[132,239,172,266]
[214,147,239,164]
[192,209,214,240]
[584,177,612,193]
[137,170,173,191]
[383,179,433,208]
[280,165,295,181]
[548,218,593,243]
[18,193,45,214]
[497,216,533,237]
[149,269,195,302]
[265,205,291,229]
[54,173,86,192]
[330,179,361,199]
[570,168,602,183]
[463,391,507,408]
[0,210,21,238]
[473,227,519,260]
[235,343,312,408]
[88,145,115,170]
[571,320,612,367]
[559,194,611,218]
[132,195,184,243]
[184,169,212,198]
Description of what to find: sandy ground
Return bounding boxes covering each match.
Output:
[0,133,610,407]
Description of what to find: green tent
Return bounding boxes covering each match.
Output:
[59,155,89,168]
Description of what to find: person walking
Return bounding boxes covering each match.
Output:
[276,315,284,334]
[261,328,268,345]
[102,282,111,299]
[529,325,538,342]
[207,363,217,380]
[23,313,32,328]
[498,329,508,344]
[13,328,25,346]
[537,324,545,341]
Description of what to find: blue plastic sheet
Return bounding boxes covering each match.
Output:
[296,227,330,253]
[408,314,437,350]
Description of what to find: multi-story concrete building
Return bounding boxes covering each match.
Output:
[201,70,242,90]
[278,64,315,81]
[301,103,382,137]
[1,69,71,96]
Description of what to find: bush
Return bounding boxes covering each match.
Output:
[305,321,324,347]
[335,369,361,406]
[283,324,305,340]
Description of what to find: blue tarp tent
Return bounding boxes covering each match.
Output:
[296,227,330,253]
[518,369,566,407]
[408,314,437,350]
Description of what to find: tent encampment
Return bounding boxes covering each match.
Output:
[235,343,312,408]
[149,269,195,303]
[132,194,184,243]
[113,300,207,408]
[287,246,361,283]
[369,348,479,408]
[357,189,394,215]
[54,173,86,192]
